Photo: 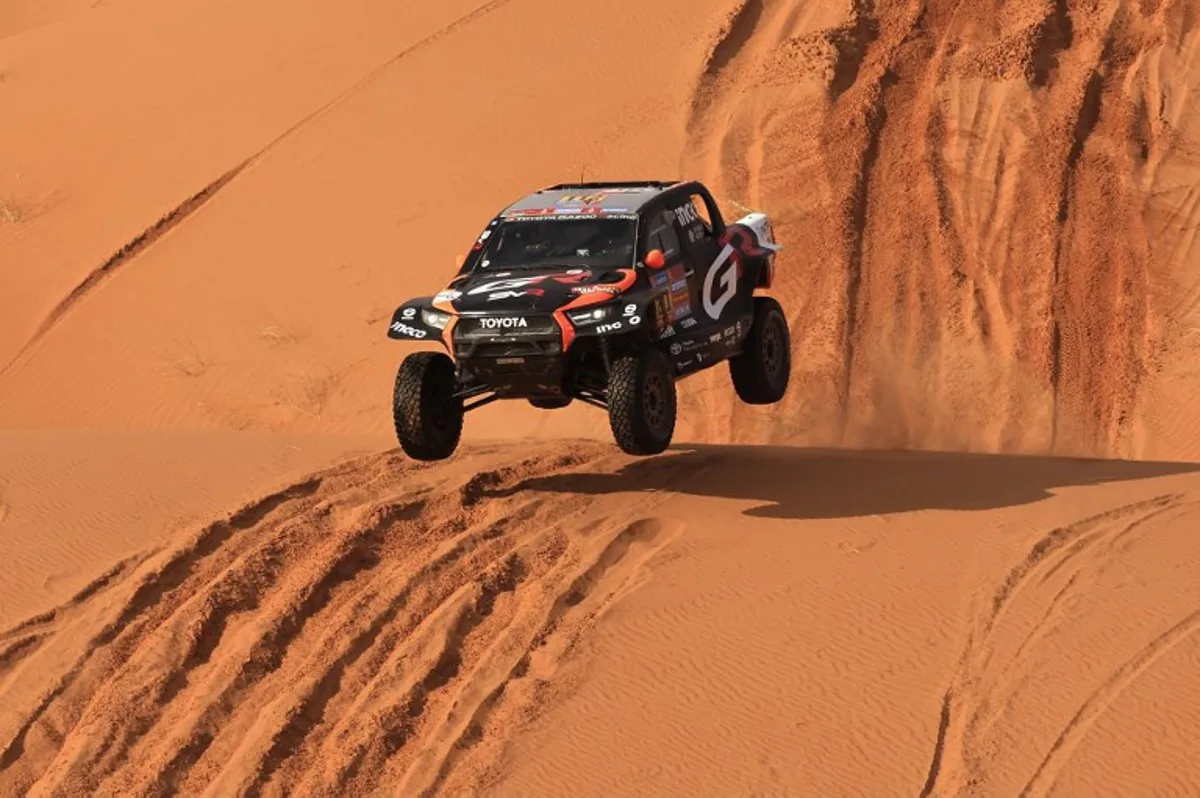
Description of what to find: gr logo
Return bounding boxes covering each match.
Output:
[702,244,739,319]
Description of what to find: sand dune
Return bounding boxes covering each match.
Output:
[4,0,1200,794]
[0,444,681,795]
[683,0,1200,459]
[1,445,1197,795]
[0,428,378,629]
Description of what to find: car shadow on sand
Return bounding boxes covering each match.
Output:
[488,444,1200,520]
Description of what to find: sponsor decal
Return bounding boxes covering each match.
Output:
[570,284,622,295]
[468,276,547,296]
[709,332,722,343]
[671,337,705,356]
[669,305,692,323]
[557,193,606,205]
[649,262,693,327]
[551,272,592,285]
[680,317,698,329]
[653,293,672,331]
[390,321,427,338]
[675,202,701,227]
[401,308,417,319]
[479,317,529,330]
[496,357,526,365]
[623,304,638,316]
[434,290,462,303]
[487,289,544,301]
[659,324,676,339]
[596,321,624,334]
[702,245,739,319]
[507,211,637,221]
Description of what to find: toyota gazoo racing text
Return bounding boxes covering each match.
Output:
[386,180,792,460]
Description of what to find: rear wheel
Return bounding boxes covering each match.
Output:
[392,351,463,461]
[607,349,676,456]
[729,296,791,404]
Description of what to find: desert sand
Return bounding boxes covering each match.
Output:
[2,0,1200,795]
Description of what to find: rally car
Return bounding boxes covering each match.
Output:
[386,180,791,460]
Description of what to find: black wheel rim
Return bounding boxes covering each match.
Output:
[763,316,786,384]
[643,370,669,434]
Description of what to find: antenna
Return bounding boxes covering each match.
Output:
[580,163,586,183]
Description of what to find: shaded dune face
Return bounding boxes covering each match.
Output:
[677,0,1200,460]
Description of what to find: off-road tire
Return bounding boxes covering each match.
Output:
[729,296,791,404]
[392,351,463,461]
[606,348,677,456]
[529,397,573,410]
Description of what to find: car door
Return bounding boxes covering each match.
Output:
[668,191,737,328]
[638,202,696,338]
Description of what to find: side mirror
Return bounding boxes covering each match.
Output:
[644,249,665,269]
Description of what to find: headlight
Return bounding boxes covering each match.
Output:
[566,305,614,325]
[421,309,451,329]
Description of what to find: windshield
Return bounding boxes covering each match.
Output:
[477,217,637,270]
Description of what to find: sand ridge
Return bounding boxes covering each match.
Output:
[0,443,686,796]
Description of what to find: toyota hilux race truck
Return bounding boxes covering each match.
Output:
[386,180,790,460]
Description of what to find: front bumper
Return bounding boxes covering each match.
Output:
[452,314,568,397]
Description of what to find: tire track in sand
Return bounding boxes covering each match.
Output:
[919,492,1195,797]
[0,442,686,797]
[0,0,515,387]
[1018,609,1200,797]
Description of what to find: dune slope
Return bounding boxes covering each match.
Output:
[1,445,1197,796]
[682,0,1200,459]
[0,443,682,796]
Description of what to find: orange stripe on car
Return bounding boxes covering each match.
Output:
[440,315,458,357]
[557,269,637,312]
[553,311,576,352]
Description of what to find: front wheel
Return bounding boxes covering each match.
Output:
[729,296,791,404]
[392,351,463,461]
[606,349,677,456]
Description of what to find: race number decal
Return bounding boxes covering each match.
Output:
[702,245,738,319]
